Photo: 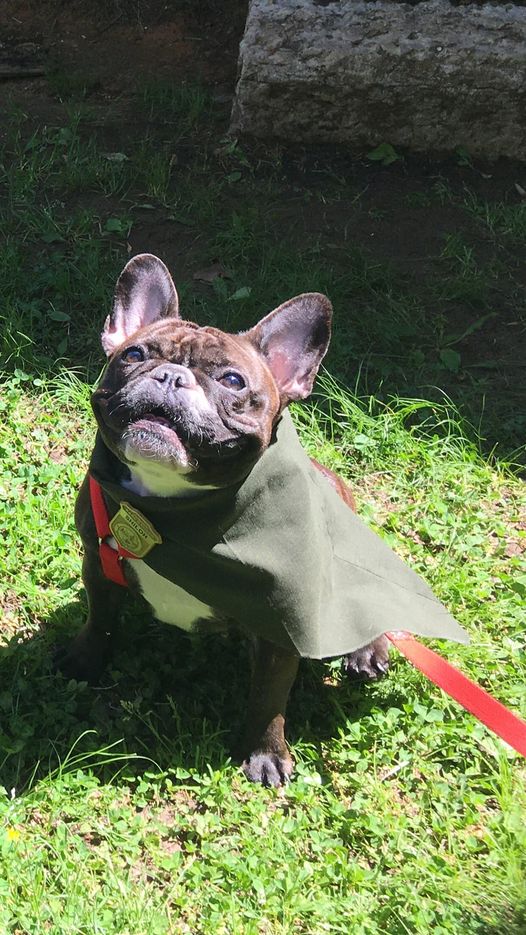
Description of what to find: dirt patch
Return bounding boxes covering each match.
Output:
[3,0,244,80]
[0,0,245,106]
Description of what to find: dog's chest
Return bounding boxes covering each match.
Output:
[124,556,216,632]
[117,471,217,632]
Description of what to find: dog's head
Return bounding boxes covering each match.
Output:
[92,254,332,492]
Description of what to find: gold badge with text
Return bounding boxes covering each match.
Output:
[109,502,162,558]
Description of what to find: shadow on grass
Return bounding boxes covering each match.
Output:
[0,596,383,796]
[475,906,526,935]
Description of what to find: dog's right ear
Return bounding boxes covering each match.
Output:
[102,254,180,357]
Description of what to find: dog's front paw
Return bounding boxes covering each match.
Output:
[242,751,294,787]
[344,634,390,681]
[53,627,110,684]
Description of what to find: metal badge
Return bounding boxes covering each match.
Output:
[109,502,162,558]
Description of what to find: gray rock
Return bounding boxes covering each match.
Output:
[231,0,526,160]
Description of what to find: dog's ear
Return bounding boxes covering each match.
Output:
[247,293,332,402]
[102,254,180,357]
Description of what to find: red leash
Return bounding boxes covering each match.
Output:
[387,631,526,759]
[89,477,526,759]
[89,475,136,587]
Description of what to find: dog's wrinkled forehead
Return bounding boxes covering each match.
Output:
[123,317,267,379]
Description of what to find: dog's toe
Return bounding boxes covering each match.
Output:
[242,751,293,787]
[52,639,106,685]
[344,634,390,682]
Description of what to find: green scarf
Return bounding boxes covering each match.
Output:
[89,411,468,658]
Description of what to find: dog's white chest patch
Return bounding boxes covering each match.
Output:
[126,557,215,631]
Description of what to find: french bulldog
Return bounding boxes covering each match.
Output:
[59,253,389,787]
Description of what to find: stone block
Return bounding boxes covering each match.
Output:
[230,0,526,159]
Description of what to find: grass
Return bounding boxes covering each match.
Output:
[0,373,525,933]
[1,96,524,456]
[0,75,525,932]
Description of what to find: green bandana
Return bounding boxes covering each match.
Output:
[89,411,468,658]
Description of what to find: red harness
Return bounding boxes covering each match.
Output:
[89,475,137,587]
[89,475,526,759]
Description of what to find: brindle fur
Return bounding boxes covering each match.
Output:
[59,254,389,787]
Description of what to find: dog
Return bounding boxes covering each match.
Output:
[59,253,466,786]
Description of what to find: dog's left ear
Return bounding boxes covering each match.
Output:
[247,293,332,402]
[102,253,180,357]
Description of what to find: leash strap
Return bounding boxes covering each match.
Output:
[387,631,526,759]
[89,476,134,588]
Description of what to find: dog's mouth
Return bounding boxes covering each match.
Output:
[123,406,249,468]
[134,410,178,434]
[124,409,191,466]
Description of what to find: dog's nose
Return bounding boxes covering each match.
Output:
[152,364,197,389]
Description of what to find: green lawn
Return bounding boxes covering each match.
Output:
[0,75,525,934]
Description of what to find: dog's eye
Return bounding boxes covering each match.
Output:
[219,371,246,391]
[122,346,145,363]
